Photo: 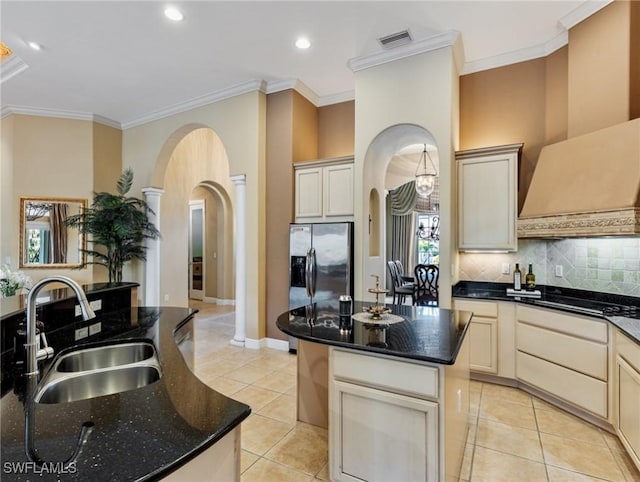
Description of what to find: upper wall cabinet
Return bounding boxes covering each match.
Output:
[457,144,522,252]
[295,157,354,222]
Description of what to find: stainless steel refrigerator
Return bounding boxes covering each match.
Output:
[288,222,354,351]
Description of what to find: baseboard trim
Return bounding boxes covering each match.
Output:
[471,372,615,434]
[203,297,235,305]
[243,337,291,352]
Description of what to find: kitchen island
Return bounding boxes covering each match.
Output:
[1,302,250,481]
[277,300,472,482]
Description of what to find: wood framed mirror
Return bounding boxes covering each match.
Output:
[19,196,87,269]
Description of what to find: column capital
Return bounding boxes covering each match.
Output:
[142,187,165,197]
[230,174,246,185]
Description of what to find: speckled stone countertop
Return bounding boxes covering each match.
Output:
[1,307,251,481]
[277,300,472,365]
[453,281,640,345]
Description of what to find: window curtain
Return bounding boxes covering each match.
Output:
[51,203,68,264]
[387,181,417,283]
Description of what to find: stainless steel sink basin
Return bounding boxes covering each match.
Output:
[35,340,162,404]
[55,342,156,372]
[35,365,161,404]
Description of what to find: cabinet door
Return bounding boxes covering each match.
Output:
[469,317,498,374]
[457,145,519,251]
[295,167,323,218]
[330,380,438,482]
[617,355,640,466]
[324,163,353,216]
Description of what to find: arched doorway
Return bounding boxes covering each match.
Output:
[361,124,449,303]
[150,126,235,308]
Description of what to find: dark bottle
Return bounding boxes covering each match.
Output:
[525,264,536,290]
[513,263,522,291]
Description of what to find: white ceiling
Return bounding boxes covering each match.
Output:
[0,1,610,130]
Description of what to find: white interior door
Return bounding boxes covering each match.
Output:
[189,200,205,300]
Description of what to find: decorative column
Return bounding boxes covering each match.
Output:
[142,187,164,307]
[230,175,247,346]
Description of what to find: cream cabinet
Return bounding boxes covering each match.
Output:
[294,157,354,222]
[516,305,609,419]
[614,329,640,471]
[456,143,521,251]
[329,345,470,482]
[454,299,498,374]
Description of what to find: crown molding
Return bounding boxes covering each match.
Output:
[461,30,568,75]
[0,104,120,128]
[318,90,355,107]
[266,78,319,106]
[122,79,267,129]
[348,30,461,73]
[559,0,612,30]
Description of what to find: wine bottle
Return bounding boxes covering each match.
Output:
[513,263,522,291]
[526,264,536,290]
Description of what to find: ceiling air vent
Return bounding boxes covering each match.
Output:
[378,30,412,49]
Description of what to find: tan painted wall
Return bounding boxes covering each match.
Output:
[292,91,318,163]
[568,0,633,136]
[460,59,548,212]
[123,91,266,340]
[0,116,15,271]
[265,91,295,340]
[545,47,569,145]
[93,123,122,193]
[355,47,459,306]
[631,1,640,120]
[318,101,355,159]
[2,115,96,285]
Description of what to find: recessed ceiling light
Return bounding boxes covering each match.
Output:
[295,37,311,50]
[164,7,184,22]
[27,41,42,51]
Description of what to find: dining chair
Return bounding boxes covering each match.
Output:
[394,260,415,284]
[413,264,439,306]
[387,260,414,305]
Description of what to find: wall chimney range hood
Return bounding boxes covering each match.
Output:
[517,2,639,238]
[518,119,640,238]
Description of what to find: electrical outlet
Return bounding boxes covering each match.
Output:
[89,322,102,336]
[164,294,169,302]
[555,265,564,277]
[89,299,102,311]
[75,327,89,341]
[501,263,510,275]
[75,305,81,317]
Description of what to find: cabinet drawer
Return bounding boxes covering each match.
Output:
[517,305,608,343]
[517,351,607,418]
[332,348,438,400]
[454,299,498,318]
[517,322,608,380]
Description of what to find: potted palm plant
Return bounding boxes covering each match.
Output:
[65,168,160,283]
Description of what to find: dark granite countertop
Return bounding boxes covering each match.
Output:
[452,281,640,345]
[1,306,251,481]
[277,300,472,365]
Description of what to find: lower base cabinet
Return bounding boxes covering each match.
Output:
[332,380,438,481]
[615,330,640,470]
[329,344,470,482]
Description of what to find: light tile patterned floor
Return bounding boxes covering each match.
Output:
[189,302,640,482]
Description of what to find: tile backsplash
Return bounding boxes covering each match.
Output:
[458,237,640,297]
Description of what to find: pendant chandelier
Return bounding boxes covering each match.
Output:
[415,144,437,198]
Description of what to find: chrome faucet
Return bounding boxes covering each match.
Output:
[25,276,96,376]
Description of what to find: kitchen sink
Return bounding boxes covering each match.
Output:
[55,341,156,372]
[35,340,162,404]
[35,365,161,404]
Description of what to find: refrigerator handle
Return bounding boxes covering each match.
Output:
[306,248,316,299]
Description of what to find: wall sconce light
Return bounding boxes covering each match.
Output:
[415,144,437,198]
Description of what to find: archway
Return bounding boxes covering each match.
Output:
[149,125,236,309]
[361,124,445,302]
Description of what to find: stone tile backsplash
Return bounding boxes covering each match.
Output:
[458,238,640,297]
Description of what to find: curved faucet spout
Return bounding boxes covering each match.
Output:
[25,276,96,376]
